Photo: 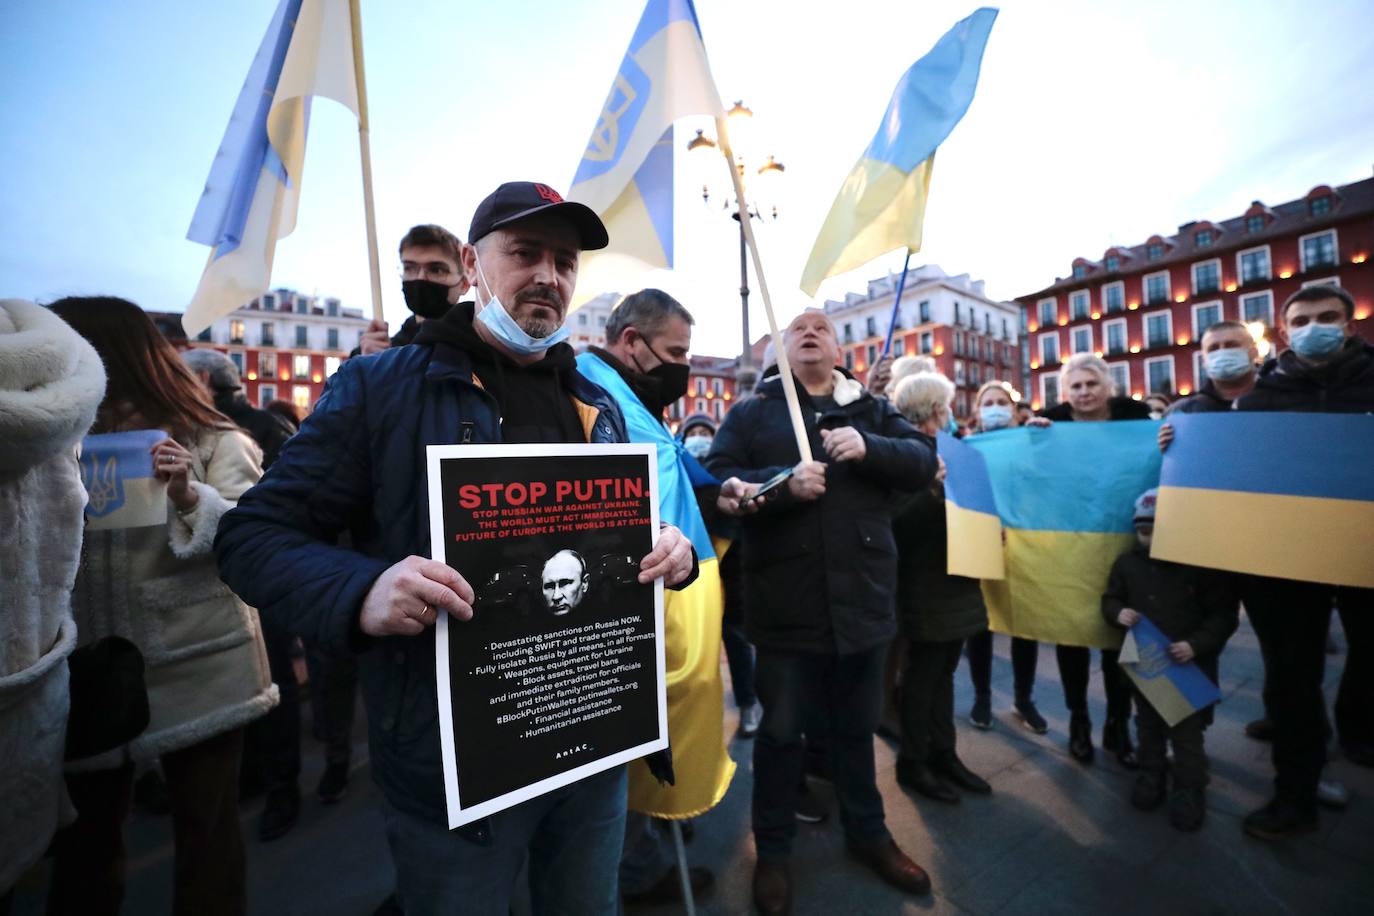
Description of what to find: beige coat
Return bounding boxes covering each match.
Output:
[68,425,278,770]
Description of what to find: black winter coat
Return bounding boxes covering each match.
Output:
[1040,396,1151,422]
[706,370,937,655]
[217,392,295,469]
[1101,543,1239,684]
[892,483,987,643]
[1165,379,1236,415]
[1233,338,1374,414]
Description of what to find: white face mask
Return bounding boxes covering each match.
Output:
[980,404,1013,430]
[472,255,570,355]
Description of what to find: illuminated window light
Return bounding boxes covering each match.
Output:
[723,391,732,401]
[1032,400,1041,410]
[246,371,257,380]
[1058,318,1068,326]
[1028,323,1039,332]
[1091,312,1101,320]
[1030,361,1040,370]
[934,346,944,355]
[1354,254,1368,264]
[1225,283,1237,292]
[312,373,323,383]
[1178,386,1192,396]
[1094,351,1103,358]
[1129,345,1141,353]
[279,370,290,381]
[1278,269,1293,279]
[1174,294,1187,303]
[1132,392,1144,400]
[1355,309,1370,321]
[1128,302,1140,310]
[1176,336,1190,346]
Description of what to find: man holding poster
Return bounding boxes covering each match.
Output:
[217,181,696,916]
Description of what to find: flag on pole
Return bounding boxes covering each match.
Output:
[799,7,997,297]
[183,0,361,337]
[567,0,725,302]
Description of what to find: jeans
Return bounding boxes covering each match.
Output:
[965,631,1039,701]
[1244,578,1373,809]
[899,639,964,767]
[381,765,627,916]
[752,646,889,862]
[1056,645,1132,721]
[619,812,673,896]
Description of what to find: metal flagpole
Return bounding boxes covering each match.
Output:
[349,0,384,322]
[879,250,914,360]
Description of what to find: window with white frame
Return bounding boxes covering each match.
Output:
[844,350,854,370]
[295,325,308,347]
[292,384,311,409]
[258,351,277,377]
[324,356,341,377]
[229,351,244,373]
[1240,291,1274,326]
[258,383,276,408]
[1145,356,1175,395]
[1103,318,1127,355]
[1145,311,1172,349]
[1070,290,1090,320]
[293,354,310,379]
[260,322,275,346]
[713,378,724,395]
[230,320,245,344]
[866,344,877,366]
[918,300,931,322]
[969,363,981,386]
[1038,332,1060,366]
[1071,327,1092,354]
[695,377,705,395]
[1193,350,1208,388]
[920,332,933,354]
[1103,282,1125,314]
[1037,298,1056,327]
[892,336,906,356]
[1301,275,1341,289]
[954,360,966,386]
[1146,242,1164,261]
[1192,301,1222,338]
[865,316,877,338]
[1246,214,1265,234]
[1143,271,1170,305]
[326,328,339,350]
[1300,229,1337,271]
[1041,374,1060,408]
[1105,255,1121,272]
[1107,362,1130,398]
[1310,195,1331,217]
[1192,259,1221,295]
[1238,246,1271,284]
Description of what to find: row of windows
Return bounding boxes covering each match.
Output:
[1041,230,1342,326]
[1075,223,1340,278]
[223,350,343,382]
[1040,350,1218,407]
[839,301,1012,344]
[254,293,342,317]
[218,319,354,351]
[253,383,315,411]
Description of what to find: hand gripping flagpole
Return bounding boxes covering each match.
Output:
[715,116,813,465]
[349,0,384,322]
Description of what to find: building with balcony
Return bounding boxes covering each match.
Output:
[567,292,619,350]
[823,264,1022,418]
[177,288,370,414]
[1015,173,1374,409]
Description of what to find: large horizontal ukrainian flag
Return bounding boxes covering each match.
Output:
[577,352,734,818]
[971,422,1162,649]
[799,7,997,297]
[938,432,1004,580]
[1153,413,1374,588]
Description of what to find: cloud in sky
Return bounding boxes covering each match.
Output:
[2,0,1370,358]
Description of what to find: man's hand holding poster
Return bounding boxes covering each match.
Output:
[427,443,666,828]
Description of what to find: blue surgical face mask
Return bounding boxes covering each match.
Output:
[980,404,1013,431]
[1204,347,1254,381]
[1288,322,1346,361]
[683,435,711,459]
[472,256,570,356]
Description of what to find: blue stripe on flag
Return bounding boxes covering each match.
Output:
[1129,616,1221,710]
[186,0,303,258]
[628,0,703,52]
[937,431,999,516]
[634,128,676,267]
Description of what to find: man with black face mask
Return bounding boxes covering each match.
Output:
[354,223,470,357]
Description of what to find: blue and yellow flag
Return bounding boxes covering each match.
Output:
[1154,413,1374,588]
[799,7,997,296]
[577,352,734,818]
[183,0,361,336]
[568,0,725,302]
[80,430,169,530]
[971,422,1161,648]
[1119,616,1221,727]
[937,432,1004,580]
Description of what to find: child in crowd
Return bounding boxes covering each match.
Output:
[1102,489,1239,831]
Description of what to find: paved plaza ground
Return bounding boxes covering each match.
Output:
[11,615,1373,915]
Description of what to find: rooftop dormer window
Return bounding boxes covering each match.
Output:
[1310,195,1331,217]
[1105,255,1120,272]
[1072,264,1087,279]
[1146,243,1164,261]
[1195,230,1213,248]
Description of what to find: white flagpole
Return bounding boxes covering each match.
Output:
[349,0,384,322]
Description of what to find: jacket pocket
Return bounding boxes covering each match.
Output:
[855,516,899,598]
[134,562,253,666]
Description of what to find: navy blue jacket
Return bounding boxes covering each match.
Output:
[215,342,633,832]
[705,370,936,655]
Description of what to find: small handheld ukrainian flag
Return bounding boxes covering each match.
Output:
[80,430,169,530]
[800,7,997,297]
[567,0,725,300]
[1119,616,1221,727]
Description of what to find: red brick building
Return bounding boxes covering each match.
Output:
[1016,174,1374,409]
[667,354,740,432]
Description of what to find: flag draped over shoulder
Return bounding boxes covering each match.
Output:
[183,0,360,336]
[799,7,997,297]
[567,0,725,303]
[970,422,1161,648]
[1154,412,1374,588]
[576,352,735,817]
[937,431,1004,580]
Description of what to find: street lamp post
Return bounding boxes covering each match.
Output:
[687,101,785,396]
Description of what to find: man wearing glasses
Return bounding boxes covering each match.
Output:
[356,223,471,356]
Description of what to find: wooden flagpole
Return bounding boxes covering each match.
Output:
[349,0,384,322]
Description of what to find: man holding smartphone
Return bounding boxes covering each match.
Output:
[707,309,938,915]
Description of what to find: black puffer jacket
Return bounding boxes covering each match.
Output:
[1101,543,1239,685]
[706,369,936,655]
[216,392,295,469]
[1165,379,1236,415]
[1040,395,1151,422]
[892,483,987,643]
[1233,337,1374,414]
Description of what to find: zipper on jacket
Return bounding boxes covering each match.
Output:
[460,421,474,444]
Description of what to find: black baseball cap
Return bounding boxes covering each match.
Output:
[468,182,609,251]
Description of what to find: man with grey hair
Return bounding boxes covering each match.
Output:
[182,348,294,469]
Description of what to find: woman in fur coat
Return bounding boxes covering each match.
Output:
[46,297,277,916]
[0,299,106,898]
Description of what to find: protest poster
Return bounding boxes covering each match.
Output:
[426,443,666,828]
[79,429,169,530]
[1119,616,1221,727]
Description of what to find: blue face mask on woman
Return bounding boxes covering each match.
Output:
[472,256,571,356]
[980,404,1013,430]
[1204,348,1253,381]
[1288,322,1345,361]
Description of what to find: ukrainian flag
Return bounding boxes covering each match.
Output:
[971,422,1161,649]
[183,0,361,336]
[568,0,725,301]
[1119,616,1221,727]
[577,353,735,818]
[799,7,997,297]
[80,430,170,530]
[1153,413,1374,588]
[937,432,1004,580]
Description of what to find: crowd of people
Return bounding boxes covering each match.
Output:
[1,177,1369,915]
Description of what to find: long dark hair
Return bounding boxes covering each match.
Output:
[48,296,234,440]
